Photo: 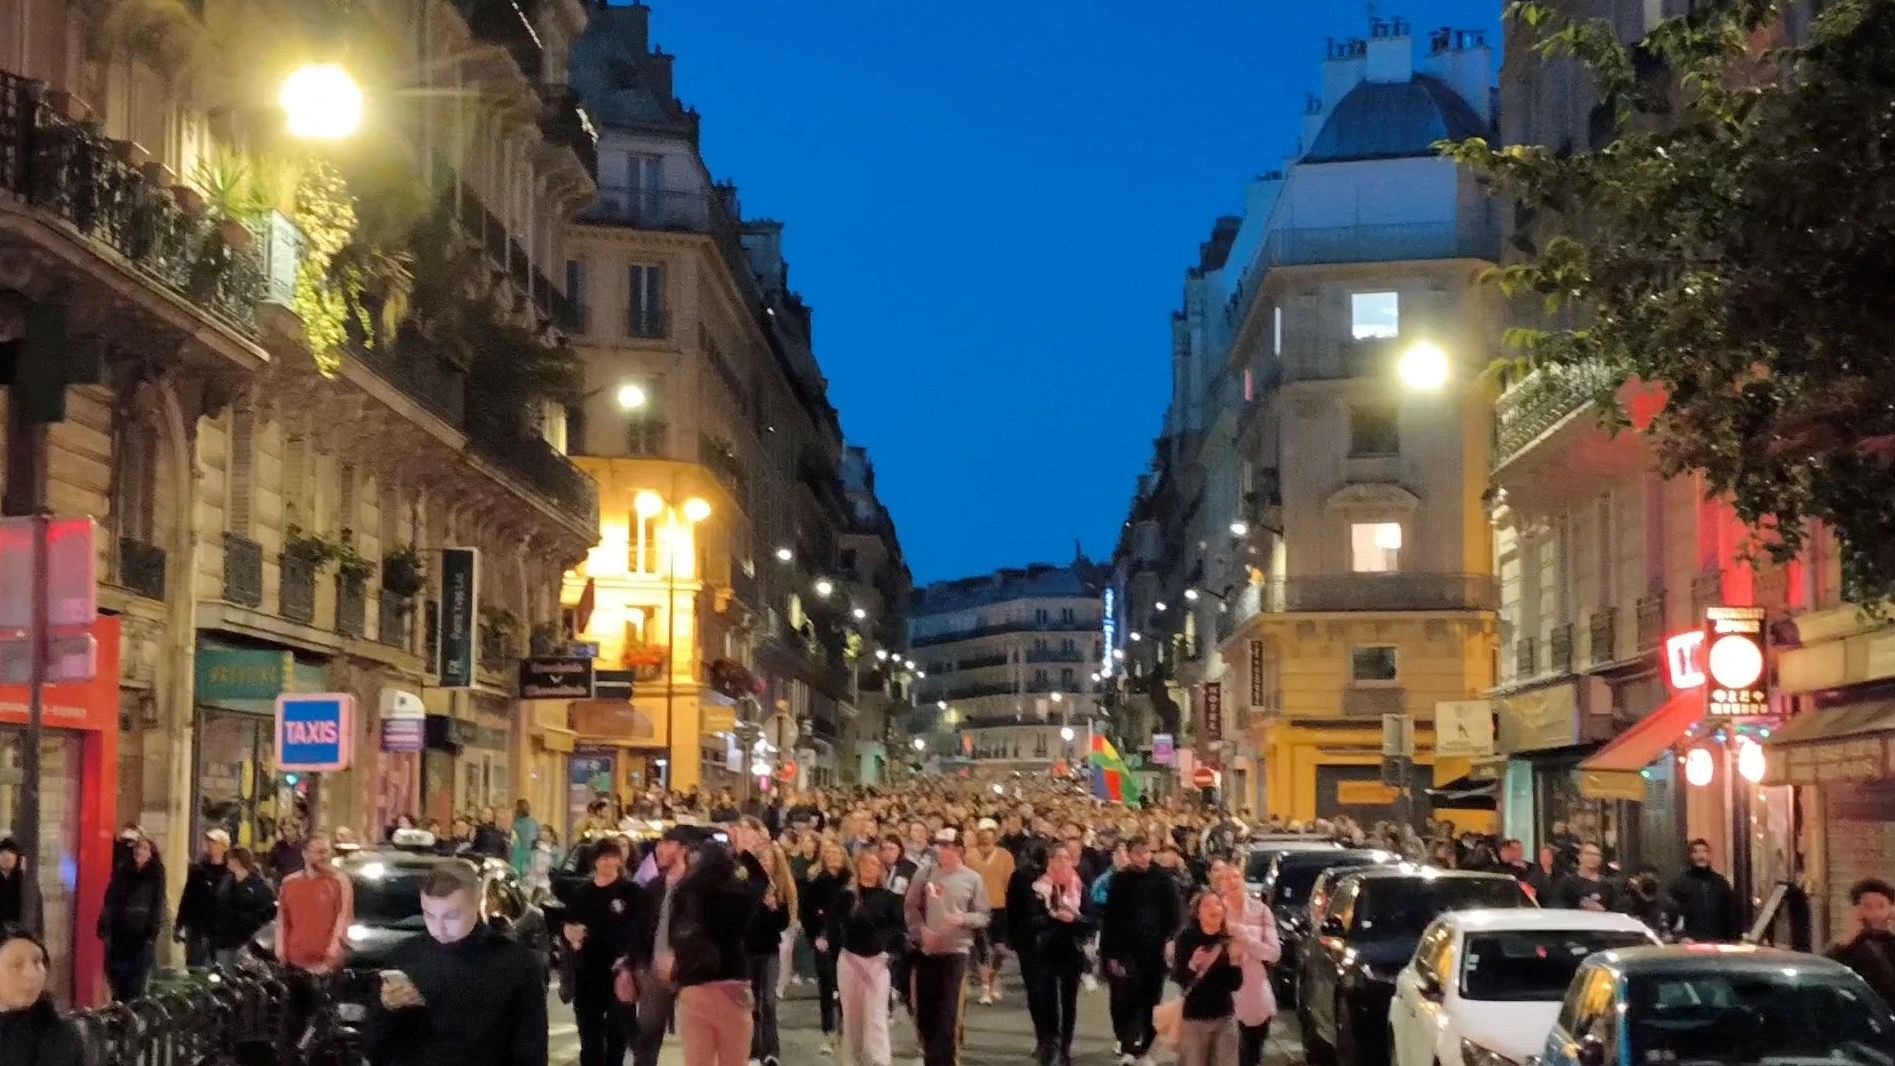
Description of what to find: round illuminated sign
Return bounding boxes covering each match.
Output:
[1736,736,1766,784]
[1684,746,1716,788]
[1708,633,1765,691]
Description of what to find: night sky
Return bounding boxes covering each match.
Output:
[630,1,1503,581]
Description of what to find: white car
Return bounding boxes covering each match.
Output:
[1389,908,1659,1066]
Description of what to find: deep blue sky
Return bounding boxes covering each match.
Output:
[631,1,1502,582]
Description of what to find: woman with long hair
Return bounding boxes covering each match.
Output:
[741,822,795,1066]
[98,835,165,1002]
[1213,859,1281,1066]
[825,849,905,1066]
[801,839,852,1053]
[1006,839,1050,1058]
[1170,891,1245,1066]
[0,928,82,1066]
[668,838,766,1066]
[1023,842,1095,1066]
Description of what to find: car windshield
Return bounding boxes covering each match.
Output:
[1352,878,1528,941]
[1271,853,1388,907]
[349,866,431,930]
[1459,929,1653,1001]
[1246,850,1289,882]
[1625,971,1895,1066]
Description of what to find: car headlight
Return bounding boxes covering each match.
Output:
[1462,1037,1522,1066]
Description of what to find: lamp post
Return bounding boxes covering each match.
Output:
[280,64,364,140]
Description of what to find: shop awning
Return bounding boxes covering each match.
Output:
[1426,774,1496,810]
[1761,700,1895,786]
[1578,690,1703,800]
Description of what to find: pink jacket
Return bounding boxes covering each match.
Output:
[1229,893,1282,1026]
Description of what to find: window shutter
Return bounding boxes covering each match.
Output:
[228,406,254,535]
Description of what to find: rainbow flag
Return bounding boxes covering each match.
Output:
[1090,734,1142,806]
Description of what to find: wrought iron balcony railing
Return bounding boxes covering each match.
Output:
[1221,573,1499,636]
[379,593,413,651]
[337,574,367,639]
[223,533,263,607]
[1494,363,1619,467]
[1588,606,1619,665]
[117,537,166,600]
[280,555,317,625]
[1636,592,1667,651]
[1550,622,1575,675]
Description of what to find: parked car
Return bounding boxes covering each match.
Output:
[1298,866,1532,1066]
[1539,944,1895,1066]
[1260,848,1399,1006]
[248,843,552,1020]
[1243,839,1342,893]
[1388,908,1658,1066]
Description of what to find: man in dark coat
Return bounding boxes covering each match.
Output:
[1099,837,1182,1062]
[1829,877,1895,1010]
[1667,838,1740,942]
[176,828,232,966]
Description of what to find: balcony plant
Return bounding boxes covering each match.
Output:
[381,545,425,598]
[335,540,375,582]
[283,525,341,570]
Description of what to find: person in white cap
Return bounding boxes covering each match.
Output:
[176,827,232,967]
[904,827,991,1066]
[964,817,1015,1005]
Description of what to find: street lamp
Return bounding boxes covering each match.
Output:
[1129,632,1143,642]
[280,64,363,140]
[915,670,927,679]
[852,607,867,620]
[1060,726,1075,742]
[774,547,794,563]
[937,700,949,710]
[634,490,663,518]
[814,579,834,597]
[912,737,927,752]
[1154,601,1167,612]
[1184,588,1201,603]
[1050,692,1063,703]
[1398,340,1451,392]
[616,382,649,411]
[875,649,888,661]
[1229,521,1249,537]
[682,497,712,523]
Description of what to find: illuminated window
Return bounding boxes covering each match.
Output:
[1350,291,1400,340]
[1351,522,1403,573]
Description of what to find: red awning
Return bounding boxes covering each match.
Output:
[1578,690,1705,800]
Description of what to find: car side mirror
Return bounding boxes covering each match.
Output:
[1577,1036,1607,1066]
[1320,916,1345,938]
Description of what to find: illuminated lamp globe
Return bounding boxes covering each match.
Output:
[775,547,794,563]
[912,737,927,751]
[814,579,835,597]
[1708,634,1765,690]
[1684,746,1716,788]
[280,64,363,140]
[1060,726,1075,742]
[1397,341,1451,392]
[682,497,712,523]
[633,491,664,518]
[1737,736,1767,784]
[616,382,649,411]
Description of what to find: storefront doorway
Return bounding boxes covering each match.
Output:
[196,709,297,849]
[0,728,84,997]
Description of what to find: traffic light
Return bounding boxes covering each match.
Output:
[0,302,103,424]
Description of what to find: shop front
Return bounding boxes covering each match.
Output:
[568,697,667,827]
[193,641,328,850]
[1495,677,1625,855]
[0,615,120,1006]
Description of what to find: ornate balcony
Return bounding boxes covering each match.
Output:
[336,574,367,639]
[1550,622,1575,675]
[117,538,166,601]
[1636,592,1667,651]
[222,534,263,607]
[378,594,413,651]
[1494,363,1619,469]
[1588,606,1619,665]
[1515,635,1539,679]
[280,556,317,625]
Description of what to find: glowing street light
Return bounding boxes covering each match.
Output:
[682,497,712,523]
[915,670,927,679]
[1050,692,1063,703]
[852,607,868,620]
[1154,601,1167,613]
[774,547,794,563]
[1184,588,1201,603]
[280,64,363,140]
[875,649,889,661]
[1129,632,1143,642]
[1060,726,1075,742]
[1398,340,1451,392]
[615,382,649,411]
[937,700,949,710]
[633,491,664,518]
[813,579,834,597]
[1229,521,1249,537]
[912,737,927,752]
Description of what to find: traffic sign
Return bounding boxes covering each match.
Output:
[1191,765,1219,790]
[775,760,798,783]
[276,693,356,772]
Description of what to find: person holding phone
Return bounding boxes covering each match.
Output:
[1169,892,1245,1066]
[365,862,547,1066]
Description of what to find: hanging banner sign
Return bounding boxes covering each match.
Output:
[1202,682,1223,741]
[439,548,479,688]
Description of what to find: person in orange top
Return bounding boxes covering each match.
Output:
[965,818,1017,1005]
[275,834,355,1061]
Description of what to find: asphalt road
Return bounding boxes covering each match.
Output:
[548,965,1310,1066]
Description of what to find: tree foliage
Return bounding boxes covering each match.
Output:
[1441,0,1895,604]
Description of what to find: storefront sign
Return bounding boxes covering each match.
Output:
[197,649,294,703]
[1248,640,1265,708]
[1497,683,1580,752]
[380,717,424,753]
[1152,733,1175,765]
[1705,606,1768,715]
[1764,735,1895,786]
[1202,683,1223,741]
[438,547,479,688]
[519,656,594,700]
[275,693,355,772]
[1434,700,1494,757]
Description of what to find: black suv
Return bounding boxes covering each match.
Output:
[1297,866,1531,1066]
[1259,848,1398,1006]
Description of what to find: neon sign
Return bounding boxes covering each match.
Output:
[1705,606,1768,715]
[1101,587,1117,675]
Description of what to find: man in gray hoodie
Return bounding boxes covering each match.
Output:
[905,828,991,1066]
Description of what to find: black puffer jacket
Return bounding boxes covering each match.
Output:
[1100,865,1182,963]
[209,874,278,952]
[0,998,83,1066]
[99,857,166,951]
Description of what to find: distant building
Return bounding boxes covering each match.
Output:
[910,560,1107,777]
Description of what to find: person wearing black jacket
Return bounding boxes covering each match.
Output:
[1025,843,1098,1066]
[1830,878,1895,1009]
[1008,840,1053,1061]
[1170,893,1246,1066]
[0,928,83,1066]
[801,842,852,1051]
[825,849,907,1066]
[208,848,276,967]
[667,840,766,1066]
[0,839,23,929]
[366,862,547,1066]
[469,807,509,860]
[1101,837,1183,1062]
[1667,839,1740,942]
[622,827,694,1066]
[176,828,231,967]
[562,840,640,1066]
[876,834,920,1010]
[97,836,165,1002]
